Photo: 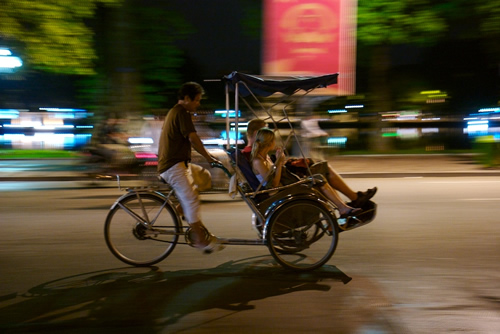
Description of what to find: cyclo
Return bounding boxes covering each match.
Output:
[104,72,377,271]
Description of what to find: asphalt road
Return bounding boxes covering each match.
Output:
[0,177,499,333]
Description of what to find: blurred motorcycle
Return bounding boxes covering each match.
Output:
[81,137,158,181]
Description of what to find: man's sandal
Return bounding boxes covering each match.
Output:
[185,226,226,254]
[201,234,226,254]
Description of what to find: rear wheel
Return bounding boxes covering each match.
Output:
[104,193,181,266]
[266,200,338,271]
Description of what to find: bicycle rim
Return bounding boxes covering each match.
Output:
[104,193,181,266]
[266,200,338,271]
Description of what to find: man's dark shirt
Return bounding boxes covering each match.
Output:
[157,104,196,174]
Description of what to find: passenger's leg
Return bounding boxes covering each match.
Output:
[319,183,361,217]
[326,164,377,206]
[326,165,357,201]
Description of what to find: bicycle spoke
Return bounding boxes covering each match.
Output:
[105,193,181,266]
[266,201,338,271]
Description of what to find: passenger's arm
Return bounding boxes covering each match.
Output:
[271,163,283,188]
[253,156,284,188]
[272,147,286,187]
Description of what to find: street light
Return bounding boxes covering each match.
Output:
[0,48,23,73]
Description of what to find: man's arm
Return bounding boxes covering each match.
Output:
[188,132,217,164]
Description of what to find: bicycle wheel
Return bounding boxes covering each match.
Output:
[266,200,338,271]
[104,193,181,266]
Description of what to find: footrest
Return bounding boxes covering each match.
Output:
[339,201,377,232]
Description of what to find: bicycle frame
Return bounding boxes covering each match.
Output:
[111,188,179,231]
[110,183,269,245]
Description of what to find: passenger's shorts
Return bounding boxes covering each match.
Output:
[285,158,329,178]
[160,162,201,223]
[309,160,329,176]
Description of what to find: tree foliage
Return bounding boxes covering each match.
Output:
[356,0,447,110]
[132,5,194,109]
[356,1,448,151]
[0,0,121,75]
[76,1,194,112]
[478,2,500,37]
[357,0,447,46]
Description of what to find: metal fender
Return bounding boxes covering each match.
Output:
[108,190,168,211]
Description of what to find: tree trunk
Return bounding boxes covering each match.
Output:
[106,0,143,126]
[368,44,393,152]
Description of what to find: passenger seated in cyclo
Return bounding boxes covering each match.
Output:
[242,119,377,209]
[249,127,361,218]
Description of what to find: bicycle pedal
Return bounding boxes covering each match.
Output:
[184,227,198,247]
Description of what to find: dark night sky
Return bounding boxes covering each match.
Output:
[171,0,261,80]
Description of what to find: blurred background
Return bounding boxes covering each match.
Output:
[0,0,499,168]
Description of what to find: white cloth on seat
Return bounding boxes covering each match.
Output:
[228,174,238,199]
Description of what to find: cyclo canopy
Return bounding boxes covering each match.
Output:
[221,71,340,193]
[222,71,339,97]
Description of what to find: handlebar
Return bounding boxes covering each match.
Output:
[210,161,224,169]
[210,161,232,178]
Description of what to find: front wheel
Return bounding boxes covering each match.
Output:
[104,193,182,266]
[266,200,338,271]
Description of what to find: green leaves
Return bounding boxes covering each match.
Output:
[0,0,122,75]
[357,0,446,46]
[477,1,500,36]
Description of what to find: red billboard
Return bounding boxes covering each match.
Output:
[263,0,357,95]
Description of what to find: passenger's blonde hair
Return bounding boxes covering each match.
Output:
[250,128,275,162]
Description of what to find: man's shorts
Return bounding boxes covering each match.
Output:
[160,162,201,223]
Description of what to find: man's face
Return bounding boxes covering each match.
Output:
[184,94,202,112]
